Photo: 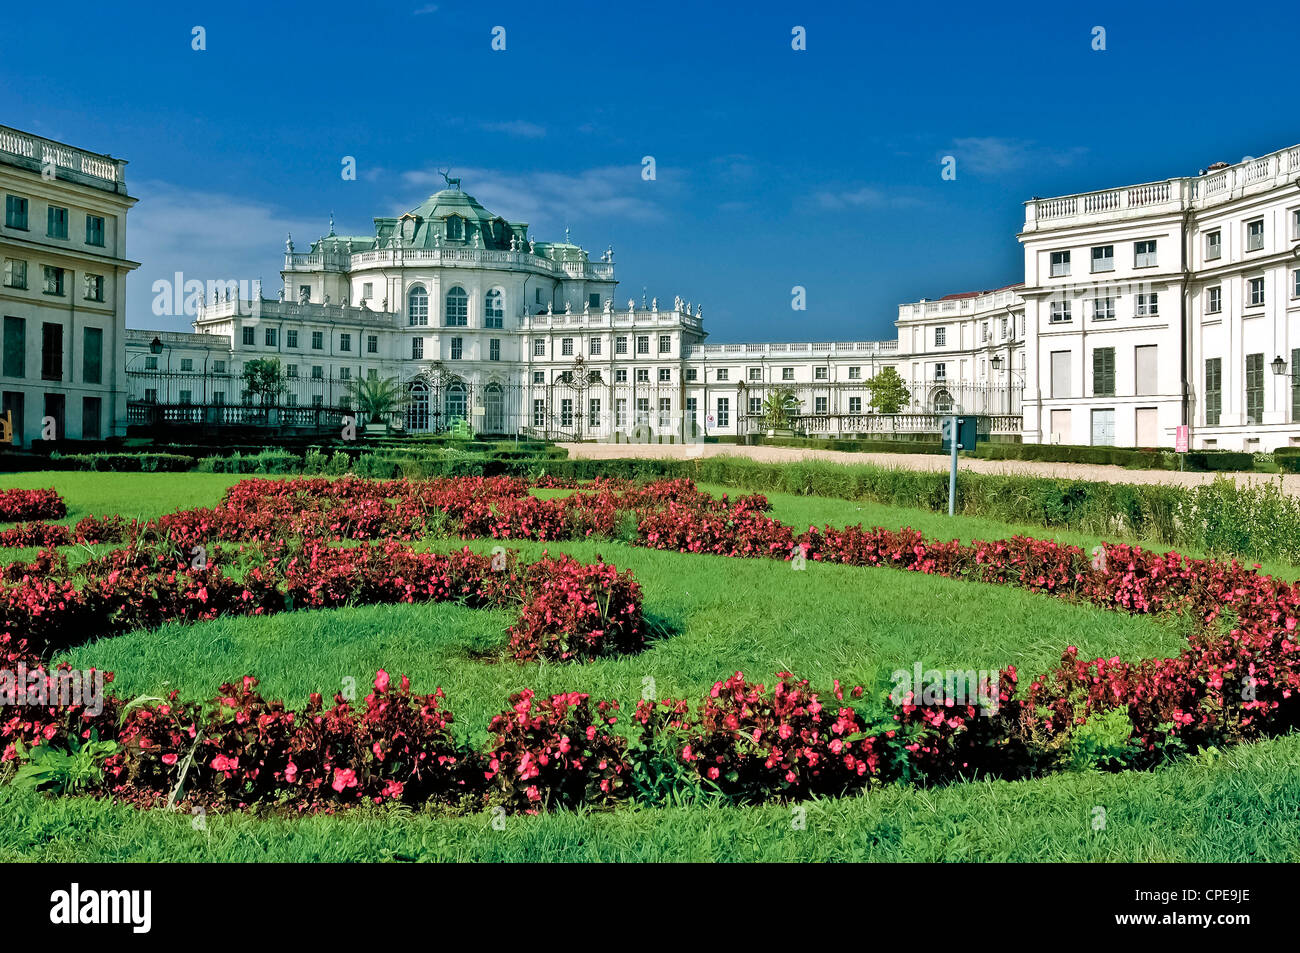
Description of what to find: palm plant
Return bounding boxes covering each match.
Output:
[346,376,408,425]
[760,388,802,430]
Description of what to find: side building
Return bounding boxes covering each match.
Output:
[0,125,136,446]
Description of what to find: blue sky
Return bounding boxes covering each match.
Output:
[4,0,1296,342]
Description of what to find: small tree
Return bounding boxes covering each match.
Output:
[865,367,910,414]
[760,387,802,430]
[241,358,287,407]
[347,375,408,425]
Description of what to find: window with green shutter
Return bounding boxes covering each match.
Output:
[3,316,25,378]
[1246,353,1264,425]
[1292,349,1300,423]
[1205,358,1221,426]
[83,327,103,384]
[1092,347,1115,397]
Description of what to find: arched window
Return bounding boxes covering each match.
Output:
[445,286,468,327]
[484,382,504,433]
[931,388,953,415]
[405,380,430,431]
[445,216,464,241]
[485,288,504,328]
[407,284,428,326]
[444,381,467,427]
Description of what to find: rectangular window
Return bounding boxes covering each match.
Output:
[533,399,546,428]
[748,396,762,416]
[636,335,649,354]
[1294,270,1300,299]
[658,368,670,382]
[561,337,574,356]
[450,337,463,360]
[1293,209,1300,241]
[47,206,68,239]
[589,337,602,356]
[533,338,545,356]
[489,338,501,361]
[5,195,28,229]
[1205,358,1221,426]
[1050,250,1071,277]
[286,364,298,377]
[589,397,601,426]
[1135,344,1158,396]
[242,326,255,346]
[532,371,544,384]
[717,397,730,428]
[588,293,601,309]
[1206,286,1222,314]
[1050,350,1071,399]
[1246,353,1264,425]
[635,398,648,424]
[1093,297,1115,320]
[685,397,697,422]
[1093,347,1115,397]
[715,368,728,382]
[43,266,65,296]
[1049,300,1071,323]
[312,331,324,349]
[41,322,63,381]
[1246,218,1264,252]
[412,337,423,359]
[1134,240,1157,268]
[814,366,828,381]
[747,367,761,381]
[658,334,671,354]
[311,365,323,379]
[213,391,225,405]
[636,368,650,383]
[848,366,861,380]
[1091,245,1114,272]
[782,367,794,381]
[615,369,627,383]
[849,396,862,413]
[934,362,947,381]
[214,360,226,373]
[339,333,351,352]
[1205,230,1222,261]
[1136,292,1158,316]
[339,367,350,381]
[265,327,277,346]
[286,330,299,348]
[658,397,671,427]
[685,368,698,382]
[1292,349,1300,423]
[145,356,157,370]
[83,274,104,301]
[815,396,828,414]
[82,327,103,384]
[1248,277,1265,307]
[178,389,193,406]
[367,334,378,353]
[85,215,105,247]
[82,397,102,439]
[3,316,26,378]
[616,336,628,355]
[3,258,26,289]
[616,398,628,427]
[361,282,373,302]
[935,327,947,346]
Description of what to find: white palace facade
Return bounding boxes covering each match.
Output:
[6,120,1299,451]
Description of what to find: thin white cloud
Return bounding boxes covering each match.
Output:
[398,164,672,233]
[947,137,1088,176]
[125,180,324,331]
[813,186,923,210]
[412,4,438,14]
[480,120,547,139]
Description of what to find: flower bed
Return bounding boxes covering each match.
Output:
[4,475,1300,816]
[0,487,66,523]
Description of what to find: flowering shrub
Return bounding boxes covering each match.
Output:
[484,690,630,813]
[0,488,66,522]
[508,555,644,663]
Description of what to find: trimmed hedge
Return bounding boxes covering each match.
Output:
[42,452,197,472]
[1274,447,1300,473]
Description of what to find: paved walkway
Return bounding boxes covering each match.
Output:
[558,442,1300,494]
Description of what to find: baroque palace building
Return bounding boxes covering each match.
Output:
[6,120,1298,451]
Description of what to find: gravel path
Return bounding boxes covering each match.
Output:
[558,442,1300,494]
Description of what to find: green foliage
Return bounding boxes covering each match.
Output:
[864,366,911,414]
[759,388,801,430]
[1066,708,1139,772]
[240,358,287,407]
[346,376,407,424]
[10,733,119,795]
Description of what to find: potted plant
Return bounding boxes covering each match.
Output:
[761,387,802,437]
[346,376,408,434]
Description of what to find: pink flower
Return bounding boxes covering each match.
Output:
[332,767,358,792]
[374,670,390,693]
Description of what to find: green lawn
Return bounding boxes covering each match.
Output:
[2,469,1298,861]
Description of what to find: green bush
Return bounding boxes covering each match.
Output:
[45,452,197,472]
[1274,447,1300,473]
[196,449,302,474]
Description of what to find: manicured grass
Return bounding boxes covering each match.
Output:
[57,537,1189,741]
[3,734,1297,861]
[3,468,1298,862]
